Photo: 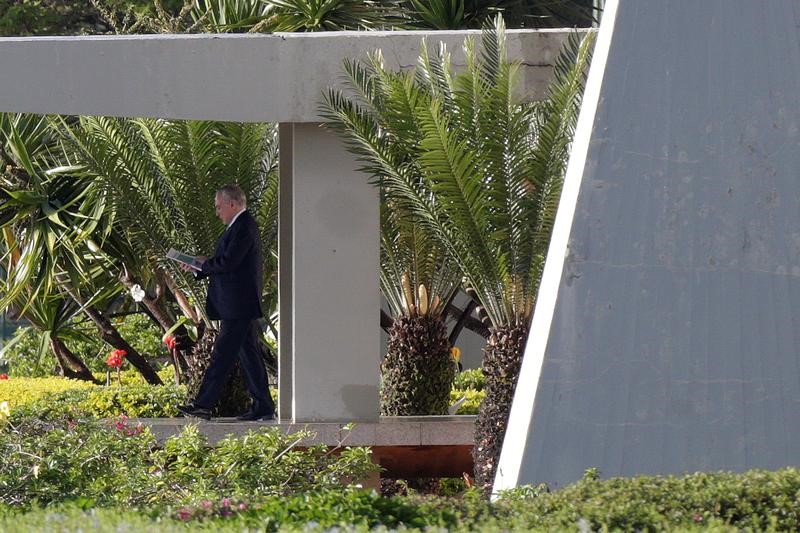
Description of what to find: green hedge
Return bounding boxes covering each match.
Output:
[1,370,184,419]
[0,376,96,410]
[4,468,800,531]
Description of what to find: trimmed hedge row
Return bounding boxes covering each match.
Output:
[1,369,484,418]
[4,467,800,531]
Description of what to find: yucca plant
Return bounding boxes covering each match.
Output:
[253,0,392,32]
[0,113,163,384]
[190,0,268,32]
[323,17,592,490]
[378,197,461,416]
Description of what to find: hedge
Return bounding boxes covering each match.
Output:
[4,467,800,531]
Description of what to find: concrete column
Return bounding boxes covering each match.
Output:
[282,123,380,422]
[278,123,295,421]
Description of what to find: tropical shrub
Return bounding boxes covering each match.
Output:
[1,314,165,377]
[0,376,96,410]
[454,368,484,391]
[0,417,377,507]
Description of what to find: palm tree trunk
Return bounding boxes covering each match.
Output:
[50,337,101,384]
[81,305,163,385]
[380,314,455,416]
[473,324,528,494]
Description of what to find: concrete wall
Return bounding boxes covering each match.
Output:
[0,30,578,123]
[498,0,800,491]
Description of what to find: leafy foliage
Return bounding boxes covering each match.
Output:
[3,377,183,417]
[2,314,165,376]
[0,375,96,410]
[324,19,592,329]
[0,416,377,508]
[453,367,484,391]
[254,0,392,32]
[4,467,800,531]
[58,117,280,330]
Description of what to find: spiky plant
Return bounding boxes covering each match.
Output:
[323,17,593,491]
[379,198,461,415]
[0,113,162,383]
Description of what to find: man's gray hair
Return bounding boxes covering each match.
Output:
[217,184,247,207]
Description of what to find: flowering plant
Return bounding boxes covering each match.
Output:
[163,335,177,350]
[450,346,461,362]
[0,373,8,380]
[105,349,126,385]
[105,350,126,369]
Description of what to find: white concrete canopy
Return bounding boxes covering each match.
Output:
[0,29,575,422]
[0,30,572,123]
[497,0,800,491]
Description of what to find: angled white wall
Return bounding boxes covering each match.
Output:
[498,0,800,491]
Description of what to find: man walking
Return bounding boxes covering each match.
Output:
[178,184,275,421]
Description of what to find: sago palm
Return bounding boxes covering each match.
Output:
[323,17,593,490]
[378,196,461,415]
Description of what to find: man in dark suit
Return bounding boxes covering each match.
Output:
[177,184,275,421]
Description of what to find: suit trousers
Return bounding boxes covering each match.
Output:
[194,319,274,414]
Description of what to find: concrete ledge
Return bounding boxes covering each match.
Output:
[134,415,476,478]
[133,415,475,446]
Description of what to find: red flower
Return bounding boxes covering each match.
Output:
[0,374,8,380]
[163,335,177,350]
[105,349,126,368]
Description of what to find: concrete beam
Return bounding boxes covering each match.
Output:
[0,30,577,123]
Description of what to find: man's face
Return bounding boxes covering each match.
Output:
[214,193,240,225]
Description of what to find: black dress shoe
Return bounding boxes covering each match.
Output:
[177,404,212,421]
[236,410,276,421]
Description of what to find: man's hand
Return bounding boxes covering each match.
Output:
[179,256,207,273]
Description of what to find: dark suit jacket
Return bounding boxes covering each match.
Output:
[197,210,263,320]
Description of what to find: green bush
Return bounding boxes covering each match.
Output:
[4,469,793,532]
[486,469,800,532]
[12,381,185,419]
[454,368,484,391]
[2,313,167,377]
[0,417,378,508]
[449,389,484,415]
[0,376,96,410]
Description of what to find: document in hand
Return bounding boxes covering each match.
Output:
[167,248,203,271]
